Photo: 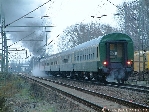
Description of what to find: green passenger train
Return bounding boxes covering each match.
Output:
[39,33,134,83]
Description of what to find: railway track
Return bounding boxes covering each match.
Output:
[21,74,149,112]
[22,75,109,112]
[52,80,149,108]
[40,76,149,106]
[47,77,149,106]
[63,77,149,93]
[106,82,149,93]
[40,75,149,93]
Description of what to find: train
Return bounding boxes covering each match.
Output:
[39,33,134,83]
[134,51,149,73]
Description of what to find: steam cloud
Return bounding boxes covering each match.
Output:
[106,68,125,82]
[32,66,48,77]
[1,0,52,56]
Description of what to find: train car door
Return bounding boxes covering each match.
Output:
[106,41,127,69]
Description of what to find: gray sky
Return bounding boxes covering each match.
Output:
[1,0,135,62]
[1,0,52,61]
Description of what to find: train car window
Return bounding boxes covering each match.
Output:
[74,52,76,61]
[77,56,79,61]
[89,54,90,59]
[63,59,68,63]
[85,55,86,60]
[109,43,123,62]
[110,44,116,59]
[117,44,122,58]
[79,51,81,61]
[47,63,49,66]
[144,56,146,61]
[51,62,53,65]
[97,47,98,58]
[83,55,84,60]
[110,44,115,50]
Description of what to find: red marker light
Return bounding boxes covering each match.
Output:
[103,61,107,65]
[127,61,131,65]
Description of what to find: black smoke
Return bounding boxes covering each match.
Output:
[1,0,52,56]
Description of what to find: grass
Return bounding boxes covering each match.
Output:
[0,73,31,112]
[0,74,56,112]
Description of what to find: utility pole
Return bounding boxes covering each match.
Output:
[138,0,142,76]
[1,12,8,74]
[0,4,8,96]
[1,16,8,74]
[138,0,146,80]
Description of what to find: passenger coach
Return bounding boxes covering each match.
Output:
[40,33,134,83]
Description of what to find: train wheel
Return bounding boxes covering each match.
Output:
[121,79,124,84]
[117,79,120,84]
[74,73,79,80]
[84,73,90,81]
[101,75,107,83]
[70,72,74,79]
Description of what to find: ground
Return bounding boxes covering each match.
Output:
[0,74,91,112]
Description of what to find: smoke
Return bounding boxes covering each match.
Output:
[2,0,48,25]
[106,68,125,82]
[1,0,52,56]
[32,66,48,77]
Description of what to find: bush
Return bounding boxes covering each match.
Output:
[0,97,9,112]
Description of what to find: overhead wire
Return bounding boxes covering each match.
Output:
[23,1,58,59]
[24,14,53,58]
[8,29,46,59]
[7,0,54,60]
[9,0,138,60]
[8,31,35,47]
[5,0,52,27]
[8,32,35,61]
[106,0,139,11]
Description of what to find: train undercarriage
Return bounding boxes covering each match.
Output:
[45,68,130,84]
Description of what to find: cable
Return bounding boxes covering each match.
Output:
[106,0,139,10]
[106,0,120,9]
[8,31,35,47]
[35,34,60,53]
[5,0,52,27]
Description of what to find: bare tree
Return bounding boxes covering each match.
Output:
[117,1,149,51]
[57,22,118,52]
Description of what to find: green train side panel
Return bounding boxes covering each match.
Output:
[99,33,134,68]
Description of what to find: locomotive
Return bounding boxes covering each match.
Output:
[39,33,134,83]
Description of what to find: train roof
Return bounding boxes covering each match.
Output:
[100,32,132,42]
[56,33,132,56]
[74,32,132,49]
[57,35,102,56]
[41,33,132,60]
